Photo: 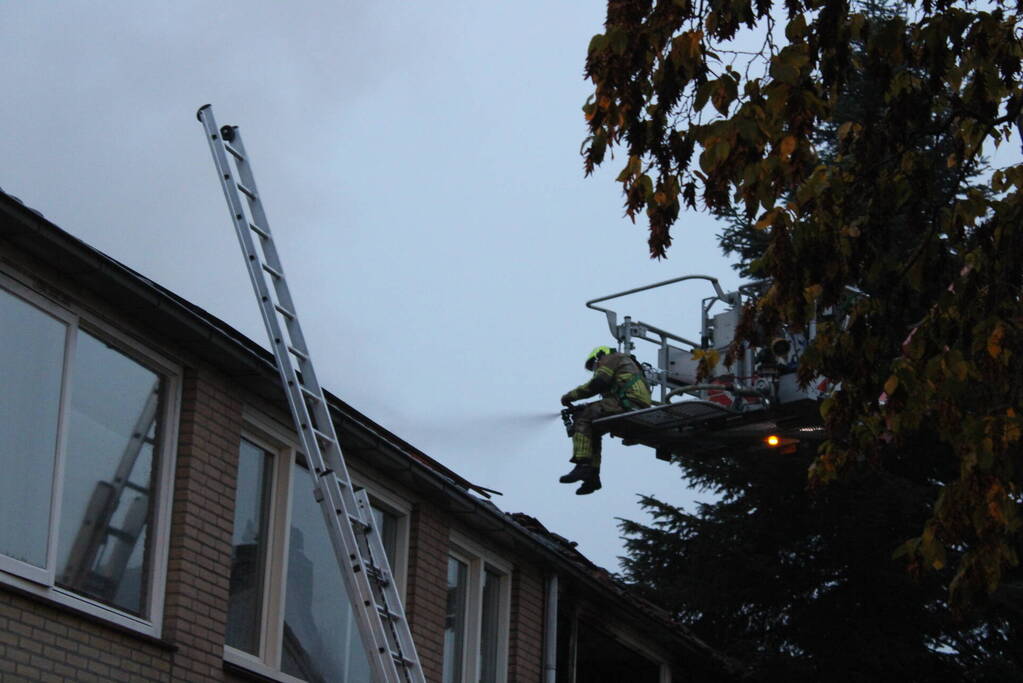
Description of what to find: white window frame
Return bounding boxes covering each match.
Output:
[224,408,412,682]
[223,416,294,675]
[446,531,513,683]
[0,269,181,638]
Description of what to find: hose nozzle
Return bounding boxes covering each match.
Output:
[561,407,577,437]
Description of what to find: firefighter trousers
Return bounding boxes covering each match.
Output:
[569,397,628,470]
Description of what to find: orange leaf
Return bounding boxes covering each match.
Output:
[754,209,778,231]
[687,30,703,60]
[837,121,854,142]
[779,135,797,161]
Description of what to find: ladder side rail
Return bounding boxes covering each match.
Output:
[109,385,162,487]
[197,114,305,415]
[223,132,362,514]
[197,107,419,683]
[201,120,337,488]
[196,115,339,503]
[222,132,314,366]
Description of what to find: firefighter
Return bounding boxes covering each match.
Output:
[559,346,652,494]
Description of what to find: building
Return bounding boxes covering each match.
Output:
[0,188,735,682]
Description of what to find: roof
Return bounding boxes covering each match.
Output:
[508,512,744,677]
[0,187,737,676]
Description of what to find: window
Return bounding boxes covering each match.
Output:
[571,624,669,683]
[281,459,371,682]
[0,275,178,634]
[444,557,469,683]
[443,535,512,683]
[0,283,68,574]
[225,421,410,683]
[226,438,274,654]
[479,567,503,682]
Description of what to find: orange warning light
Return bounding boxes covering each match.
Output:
[766,435,780,447]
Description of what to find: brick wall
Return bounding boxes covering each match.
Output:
[162,365,244,681]
[508,562,545,683]
[403,501,550,683]
[405,503,451,682]
[0,590,172,681]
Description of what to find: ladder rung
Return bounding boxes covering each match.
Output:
[377,605,403,621]
[313,428,335,445]
[288,344,309,361]
[274,303,295,320]
[299,385,321,403]
[237,182,257,199]
[366,565,391,586]
[106,528,139,543]
[391,651,416,666]
[315,469,348,490]
[249,221,270,239]
[262,263,283,279]
[223,141,244,161]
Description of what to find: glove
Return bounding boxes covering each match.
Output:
[560,393,574,407]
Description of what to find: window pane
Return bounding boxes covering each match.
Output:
[479,568,503,683]
[371,505,398,570]
[443,556,468,683]
[282,463,370,683]
[56,330,163,616]
[226,439,273,654]
[0,288,67,569]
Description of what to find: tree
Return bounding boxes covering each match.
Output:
[619,452,976,679]
[583,0,1022,610]
[615,8,1020,675]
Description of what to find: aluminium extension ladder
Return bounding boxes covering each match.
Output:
[197,105,424,683]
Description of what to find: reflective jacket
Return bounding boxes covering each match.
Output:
[564,352,652,410]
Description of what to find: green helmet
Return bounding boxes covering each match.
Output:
[585,345,613,370]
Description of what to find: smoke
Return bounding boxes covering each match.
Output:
[388,409,565,456]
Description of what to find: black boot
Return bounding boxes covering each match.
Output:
[575,473,602,495]
[559,462,596,484]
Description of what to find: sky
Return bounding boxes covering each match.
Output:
[2,2,747,572]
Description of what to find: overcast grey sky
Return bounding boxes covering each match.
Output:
[2,2,744,571]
